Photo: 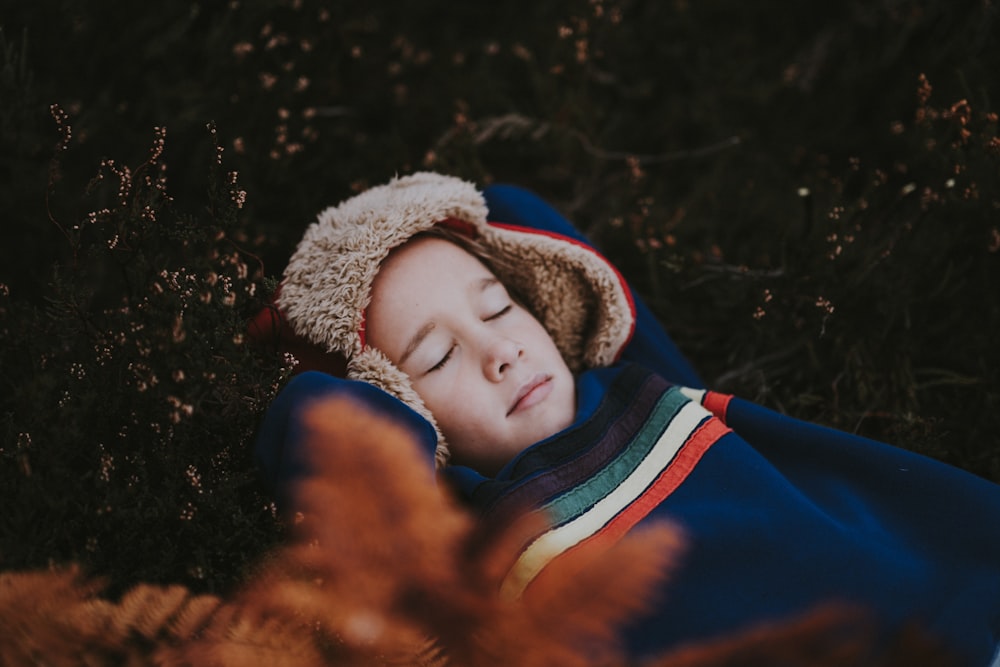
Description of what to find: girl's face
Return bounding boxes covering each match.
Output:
[366,237,576,475]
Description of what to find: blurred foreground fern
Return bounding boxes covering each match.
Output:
[0,396,956,667]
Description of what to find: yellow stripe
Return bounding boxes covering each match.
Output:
[500,400,709,599]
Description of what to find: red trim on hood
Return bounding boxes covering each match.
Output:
[247,285,348,377]
[436,217,479,237]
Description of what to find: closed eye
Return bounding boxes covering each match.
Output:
[427,345,455,373]
[485,304,512,321]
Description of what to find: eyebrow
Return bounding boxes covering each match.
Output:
[397,276,502,366]
[399,321,436,366]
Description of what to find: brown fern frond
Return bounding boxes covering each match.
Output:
[243,395,679,667]
[265,396,956,667]
[163,591,225,640]
[0,397,667,666]
[13,395,950,667]
[0,566,225,666]
[234,395,477,665]
[520,524,683,657]
[109,583,192,640]
[643,604,958,667]
[644,604,869,667]
[161,610,325,667]
[0,566,114,666]
[426,520,681,667]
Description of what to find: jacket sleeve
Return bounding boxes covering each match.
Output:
[254,371,439,512]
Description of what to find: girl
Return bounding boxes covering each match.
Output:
[254,172,1000,666]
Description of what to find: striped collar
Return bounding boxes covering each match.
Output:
[450,364,731,597]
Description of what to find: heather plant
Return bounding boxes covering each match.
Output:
[637,73,1000,481]
[0,117,290,593]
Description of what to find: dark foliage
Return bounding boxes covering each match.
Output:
[1,0,997,593]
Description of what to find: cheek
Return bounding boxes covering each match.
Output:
[418,374,494,439]
[528,319,564,359]
[415,376,472,427]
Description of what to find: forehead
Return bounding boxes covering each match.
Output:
[374,236,496,293]
[366,236,502,357]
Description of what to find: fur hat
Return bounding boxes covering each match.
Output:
[277,172,635,467]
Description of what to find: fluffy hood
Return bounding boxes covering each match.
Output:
[277,172,635,466]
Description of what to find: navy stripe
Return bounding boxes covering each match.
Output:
[475,365,667,522]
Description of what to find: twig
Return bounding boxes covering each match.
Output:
[568,128,742,165]
[433,112,743,165]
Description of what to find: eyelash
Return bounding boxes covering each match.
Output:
[428,347,454,373]
[426,304,512,374]
[487,304,512,320]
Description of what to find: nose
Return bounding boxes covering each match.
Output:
[483,335,522,382]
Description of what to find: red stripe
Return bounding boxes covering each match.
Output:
[561,417,730,556]
[437,217,478,236]
[356,308,367,349]
[703,391,734,423]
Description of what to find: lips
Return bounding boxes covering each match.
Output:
[508,373,553,416]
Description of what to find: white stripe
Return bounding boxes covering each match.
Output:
[500,400,709,598]
[679,386,706,404]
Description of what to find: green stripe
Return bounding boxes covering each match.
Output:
[540,387,690,526]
